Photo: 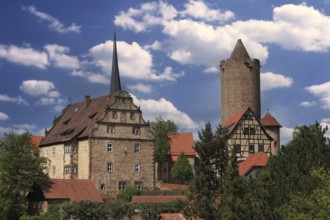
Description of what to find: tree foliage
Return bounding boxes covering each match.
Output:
[186,122,228,220]
[150,117,178,163]
[171,152,193,184]
[0,132,49,219]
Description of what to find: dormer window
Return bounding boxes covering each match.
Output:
[63,118,71,125]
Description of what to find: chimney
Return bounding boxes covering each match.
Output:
[84,95,91,108]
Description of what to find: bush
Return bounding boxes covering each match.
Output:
[60,201,106,220]
[108,201,135,220]
[117,187,141,202]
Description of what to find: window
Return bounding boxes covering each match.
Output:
[250,127,256,135]
[107,163,113,173]
[134,143,140,154]
[64,165,77,174]
[135,181,143,190]
[243,127,256,135]
[112,111,117,119]
[244,113,253,120]
[52,166,56,176]
[52,147,56,157]
[130,112,135,120]
[100,183,105,191]
[71,165,77,174]
[118,181,127,190]
[64,166,70,174]
[249,145,255,154]
[258,145,264,153]
[134,164,140,172]
[234,145,241,153]
[107,143,113,152]
[44,149,48,157]
[133,127,140,135]
[107,125,115,134]
[64,144,71,154]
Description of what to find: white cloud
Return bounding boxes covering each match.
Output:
[0,112,9,120]
[131,94,198,129]
[181,0,234,22]
[23,5,81,34]
[71,70,109,84]
[12,124,37,130]
[261,72,293,91]
[89,40,183,82]
[20,80,56,96]
[203,66,218,74]
[0,94,28,105]
[300,101,316,107]
[128,83,153,93]
[305,81,330,109]
[0,44,48,69]
[281,126,294,144]
[144,40,162,50]
[0,124,41,137]
[320,118,330,137]
[44,44,79,69]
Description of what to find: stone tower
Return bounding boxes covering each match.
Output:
[220,39,261,124]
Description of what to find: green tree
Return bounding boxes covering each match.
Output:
[117,186,141,202]
[0,132,49,219]
[150,117,178,179]
[186,122,228,220]
[171,152,193,184]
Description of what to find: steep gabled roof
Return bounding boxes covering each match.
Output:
[31,135,44,151]
[261,112,282,127]
[43,179,103,202]
[230,39,250,60]
[40,93,116,146]
[223,107,249,134]
[168,132,195,161]
[132,195,187,203]
[238,153,269,176]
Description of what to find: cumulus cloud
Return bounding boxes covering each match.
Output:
[261,72,293,91]
[181,0,234,22]
[131,94,198,129]
[23,5,81,34]
[0,94,28,105]
[44,44,79,69]
[20,80,56,96]
[115,2,330,69]
[71,70,109,84]
[0,112,9,121]
[0,123,42,137]
[128,83,153,93]
[320,118,330,137]
[300,101,316,107]
[0,44,48,69]
[144,40,162,50]
[305,81,330,109]
[203,66,218,74]
[281,126,294,144]
[89,40,183,82]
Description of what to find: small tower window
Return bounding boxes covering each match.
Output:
[107,143,113,152]
[118,181,127,190]
[135,181,143,190]
[134,164,140,172]
[134,143,141,154]
[107,162,113,173]
[107,125,115,134]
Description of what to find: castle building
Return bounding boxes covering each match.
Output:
[220,40,281,160]
[39,34,155,198]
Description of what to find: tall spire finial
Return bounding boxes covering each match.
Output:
[110,32,122,93]
[230,39,250,60]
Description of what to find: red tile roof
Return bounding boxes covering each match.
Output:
[131,195,187,203]
[31,135,44,151]
[223,107,249,134]
[238,153,269,176]
[43,179,103,202]
[261,112,282,127]
[168,132,195,161]
[157,213,186,220]
[40,93,118,146]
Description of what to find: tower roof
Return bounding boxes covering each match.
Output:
[110,32,122,93]
[261,112,282,127]
[230,39,250,60]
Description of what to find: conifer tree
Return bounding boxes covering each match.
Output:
[186,122,228,220]
[171,152,193,184]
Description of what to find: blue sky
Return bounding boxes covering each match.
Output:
[1,0,330,144]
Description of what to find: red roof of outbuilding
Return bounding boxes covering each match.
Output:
[131,195,187,203]
[238,153,269,176]
[261,112,282,127]
[43,179,103,202]
[168,132,195,161]
[31,135,44,151]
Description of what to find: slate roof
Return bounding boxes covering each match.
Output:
[110,32,122,93]
[131,195,187,203]
[168,132,195,161]
[40,93,117,146]
[238,153,269,176]
[261,112,282,127]
[43,179,103,202]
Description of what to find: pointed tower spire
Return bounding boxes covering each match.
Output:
[230,39,250,60]
[110,32,122,93]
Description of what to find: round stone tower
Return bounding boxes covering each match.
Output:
[220,39,261,124]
